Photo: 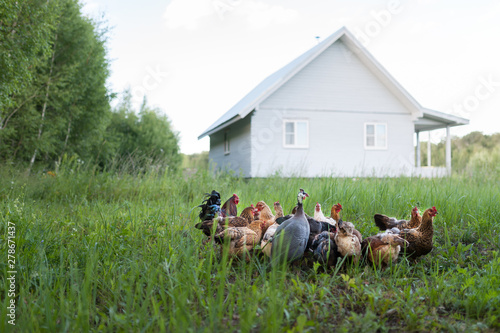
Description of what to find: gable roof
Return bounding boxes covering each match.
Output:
[198,26,468,139]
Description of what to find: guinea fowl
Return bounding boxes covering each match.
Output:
[220,194,239,217]
[260,201,284,258]
[314,203,337,227]
[213,220,268,258]
[374,206,421,231]
[197,190,221,221]
[271,189,310,265]
[361,232,408,267]
[311,231,339,267]
[335,219,362,264]
[195,206,255,237]
[399,206,438,259]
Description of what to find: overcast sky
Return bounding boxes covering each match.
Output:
[82,0,500,154]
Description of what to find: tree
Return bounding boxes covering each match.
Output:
[0,0,57,111]
[0,0,112,171]
[103,91,181,172]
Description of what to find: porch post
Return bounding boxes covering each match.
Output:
[416,131,421,168]
[446,125,451,173]
[427,131,432,167]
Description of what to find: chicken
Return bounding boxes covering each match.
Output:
[271,189,310,265]
[361,232,408,267]
[220,194,239,217]
[311,231,339,267]
[314,202,337,227]
[274,201,284,218]
[374,206,421,231]
[330,203,343,221]
[255,201,275,224]
[260,202,284,258]
[197,190,221,221]
[307,217,336,250]
[213,220,267,257]
[195,205,255,237]
[399,206,438,259]
[335,219,362,264]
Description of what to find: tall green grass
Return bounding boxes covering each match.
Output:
[0,163,499,332]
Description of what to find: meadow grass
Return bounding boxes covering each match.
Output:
[0,164,499,332]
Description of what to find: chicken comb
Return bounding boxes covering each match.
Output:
[432,206,437,211]
[337,203,342,209]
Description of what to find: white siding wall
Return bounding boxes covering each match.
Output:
[209,116,252,177]
[251,40,415,177]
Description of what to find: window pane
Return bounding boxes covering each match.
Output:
[296,122,308,146]
[285,122,294,134]
[366,124,374,135]
[376,124,386,147]
[286,133,294,145]
[366,135,375,147]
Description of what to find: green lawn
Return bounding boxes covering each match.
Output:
[1,167,499,332]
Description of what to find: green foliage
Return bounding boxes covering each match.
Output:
[0,0,57,109]
[103,91,181,172]
[0,166,499,332]
[419,131,500,178]
[0,0,111,170]
[182,151,209,170]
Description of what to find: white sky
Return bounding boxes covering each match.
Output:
[82,0,500,154]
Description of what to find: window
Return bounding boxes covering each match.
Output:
[364,123,387,149]
[224,131,230,154]
[283,120,309,148]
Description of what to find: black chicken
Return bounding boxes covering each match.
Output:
[198,190,221,221]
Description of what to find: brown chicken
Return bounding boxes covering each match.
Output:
[260,202,285,258]
[220,194,239,217]
[330,203,343,221]
[195,205,255,236]
[374,206,422,231]
[274,201,284,219]
[213,220,268,257]
[399,206,438,259]
[362,232,409,267]
[255,201,275,224]
[335,220,361,264]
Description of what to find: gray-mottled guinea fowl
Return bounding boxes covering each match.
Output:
[271,189,310,265]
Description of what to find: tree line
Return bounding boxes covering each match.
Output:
[0,0,180,174]
[418,131,500,176]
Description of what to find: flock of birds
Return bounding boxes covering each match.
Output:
[194,189,438,268]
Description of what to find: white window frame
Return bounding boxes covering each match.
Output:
[224,131,230,155]
[283,119,309,149]
[364,123,388,150]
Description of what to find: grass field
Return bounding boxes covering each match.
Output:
[1,165,499,332]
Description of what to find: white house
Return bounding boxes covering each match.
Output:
[198,27,469,178]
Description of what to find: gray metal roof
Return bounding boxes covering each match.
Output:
[198,27,468,139]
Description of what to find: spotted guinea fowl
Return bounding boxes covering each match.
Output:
[195,205,255,236]
[361,232,408,267]
[271,189,310,265]
[399,206,438,259]
[374,206,421,231]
